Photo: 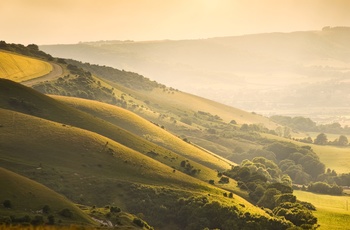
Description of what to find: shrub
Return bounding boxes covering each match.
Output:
[59,208,73,218]
[133,218,144,227]
[219,176,229,184]
[110,206,121,213]
[42,205,51,214]
[3,200,11,208]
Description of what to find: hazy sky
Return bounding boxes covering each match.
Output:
[1,0,350,45]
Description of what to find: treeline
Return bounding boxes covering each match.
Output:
[295,133,349,146]
[0,41,53,61]
[270,115,350,135]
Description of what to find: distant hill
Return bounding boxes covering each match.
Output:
[41,27,350,123]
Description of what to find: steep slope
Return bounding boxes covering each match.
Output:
[0,167,94,225]
[0,108,209,193]
[0,110,290,229]
[0,79,229,173]
[0,50,52,82]
[65,59,277,128]
[53,95,236,167]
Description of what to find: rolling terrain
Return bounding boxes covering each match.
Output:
[0,46,296,229]
[2,41,350,229]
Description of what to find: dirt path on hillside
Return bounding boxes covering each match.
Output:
[22,62,63,87]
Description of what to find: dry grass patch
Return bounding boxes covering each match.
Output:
[0,51,52,82]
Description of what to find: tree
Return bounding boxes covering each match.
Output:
[337,135,348,146]
[42,205,51,214]
[314,133,328,145]
[257,188,279,209]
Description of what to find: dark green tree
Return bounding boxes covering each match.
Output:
[314,133,328,145]
[3,200,11,208]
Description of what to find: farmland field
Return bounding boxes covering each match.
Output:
[294,190,350,230]
[0,51,52,82]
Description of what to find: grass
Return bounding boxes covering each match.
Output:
[0,79,224,178]
[0,108,209,191]
[0,167,94,226]
[0,51,52,82]
[294,190,350,230]
[53,95,232,171]
[135,87,279,129]
[0,78,291,228]
[311,145,350,174]
[0,108,277,228]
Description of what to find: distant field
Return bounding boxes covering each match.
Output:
[294,190,350,230]
[311,145,350,174]
[261,133,350,174]
[0,51,52,81]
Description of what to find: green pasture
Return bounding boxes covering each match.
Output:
[294,190,350,230]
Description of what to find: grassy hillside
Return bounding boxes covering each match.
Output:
[0,51,52,82]
[0,108,211,197]
[294,190,350,230]
[0,79,231,175]
[65,59,278,128]
[0,109,289,229]
[0,167,94,226]
[54,95,235,169]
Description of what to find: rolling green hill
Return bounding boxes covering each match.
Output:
[0,87,292,229]
[0,167,94,226]
[0,79,229,175]
[53,95,236,168]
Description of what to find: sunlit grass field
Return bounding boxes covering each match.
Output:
[294,190,350,230]
[0,51,52,82]
[311,145,350,174]
[54,96,232,172]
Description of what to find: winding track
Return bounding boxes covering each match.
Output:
[22,62,63,87]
